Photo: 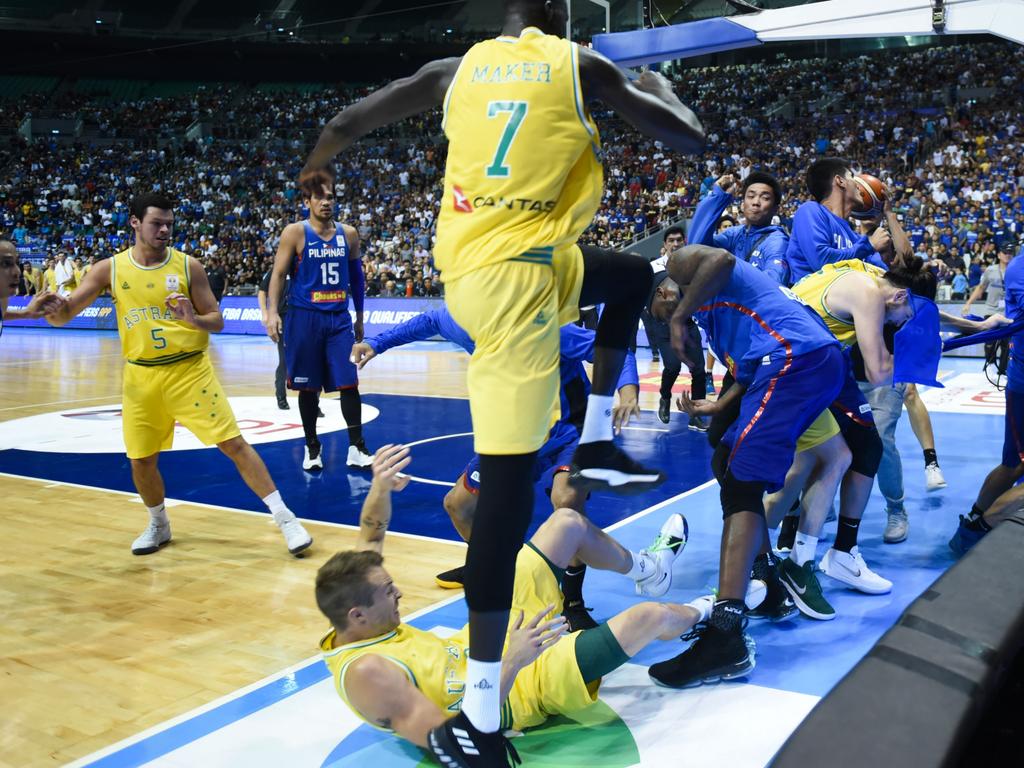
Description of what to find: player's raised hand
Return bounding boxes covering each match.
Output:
[165,292,197,326]
[613,384,641,435]
[350,342,377,369]
[27,290,65,318]
[504,605,567,670]
[372,443,412,492]
[716,173,738,195]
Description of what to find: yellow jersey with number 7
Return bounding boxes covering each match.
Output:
[110,247,209,365]
[434,27,603,281]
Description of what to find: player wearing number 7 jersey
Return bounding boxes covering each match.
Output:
[265,175,374,472]
[44,192,313,558]
[301,3,704,764]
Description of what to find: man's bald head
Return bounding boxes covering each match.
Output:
[650,277,681,322]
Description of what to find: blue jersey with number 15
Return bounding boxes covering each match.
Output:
[290,220,351,314]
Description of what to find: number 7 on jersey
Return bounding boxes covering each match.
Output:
[485,100,528,178]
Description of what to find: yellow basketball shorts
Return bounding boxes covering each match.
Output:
[796,409,841,453]
[444,244,583,454]
[122,353,240,459]
[505,543,599,731]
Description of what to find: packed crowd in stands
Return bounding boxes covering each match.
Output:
[3,40,1024,299]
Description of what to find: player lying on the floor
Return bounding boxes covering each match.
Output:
[316,445,765,763]
[350,305,644,631]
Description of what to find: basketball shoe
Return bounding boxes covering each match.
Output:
[131,521,171,555]
[779,557,835,620]
[949,515,988,556]
[347,441,374,468]
[568,441,665,495]
[819,546,892,594]
[649,601,755,688]
[303,441,323,471]
[635,513,688,598]
[274,512,312,556]
[435,565,465,589]
[925,462,947,491]
[428,712,521,768]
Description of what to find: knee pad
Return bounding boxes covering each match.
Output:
[842,422,883,478]
[720,469,766,519]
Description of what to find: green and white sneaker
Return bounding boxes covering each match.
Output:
[779,557,835,621]
[635,513,689,598]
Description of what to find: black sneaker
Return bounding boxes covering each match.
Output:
[777,515,798,553]
[277,398,290,410]
[648,624,754,688]
[435,565,465,589]
[568,441,666,495]
[428,711,521,767]
[746,577,796,621]
[658,396,671,424]
[688,415,709,433]
[317,407,325,418]
[563,600,599,632]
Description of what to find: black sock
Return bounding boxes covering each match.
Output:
[835,516,862,553]
[338,388,364,446]
[297,391,320,449]
[752,551,779,581]
[965,515,992,532]
[563,564,587,607]
[779,515,799,540]
[969,504,985,521]
[710,599,746,633]
[924,448,938,466]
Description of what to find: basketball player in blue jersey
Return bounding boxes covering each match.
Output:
[786,157,893,283]
[350,305,684,632]
[265,172,374,471]
[649,245,844,687]
[0,240,60,335]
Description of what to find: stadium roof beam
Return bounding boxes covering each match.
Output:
[592,0,1024,67]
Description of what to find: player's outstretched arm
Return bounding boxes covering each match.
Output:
[46,258,111,327]
[303,57,461,174]
[356,444,412,554]
[579,50,704,154]
[344,654,447,748]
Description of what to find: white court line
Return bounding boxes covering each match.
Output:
[0,394,121,413]
[0,472,468,548]
[621,426,670,433]
[67,477,719,767]
[65,590,470,768]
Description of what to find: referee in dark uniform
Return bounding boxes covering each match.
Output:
[259,267,289,409]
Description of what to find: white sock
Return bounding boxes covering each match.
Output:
[579,394,614,445]
[624,550,655,581]
[262,491,293,523]
[146,503,168,526]
[791,533,819,566]
[462,657,502,732]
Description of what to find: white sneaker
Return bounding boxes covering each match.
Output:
[686,580,767,622]
[635,513,688,598]
[131,521,171,555]
[925,463,947,491]
[303,444,323,471]
[277,516,313,555]
[346,444,374,468]
[819,546,892,594]
[883,509,909,544]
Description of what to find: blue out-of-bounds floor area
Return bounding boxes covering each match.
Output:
[3,331,1004,768]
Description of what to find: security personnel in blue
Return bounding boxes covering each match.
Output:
[650,244,844,688]
[786,157,893,284]
[686,171,791,285]
[350,301,651,633]
[265,170,374,472]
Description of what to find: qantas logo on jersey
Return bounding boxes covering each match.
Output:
[474,196,556,213]
[452,185,473,213]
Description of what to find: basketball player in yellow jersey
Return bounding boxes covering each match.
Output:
[301,4,704,758]
[316,445,761,760]
[43,193,313,557]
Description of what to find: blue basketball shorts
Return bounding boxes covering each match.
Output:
[283,307,358,392]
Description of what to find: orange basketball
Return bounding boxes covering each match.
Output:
[851,173,888,220]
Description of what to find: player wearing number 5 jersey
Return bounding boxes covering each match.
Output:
[301,3,704,764]
[44,192,312,558]
[266,176,373,472]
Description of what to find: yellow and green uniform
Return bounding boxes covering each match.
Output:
[434,26,604,453]
[791,259,886,348]
[320,544,599,733]
[111,247,238,458]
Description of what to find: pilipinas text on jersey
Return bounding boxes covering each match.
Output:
[290,221,351,312]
